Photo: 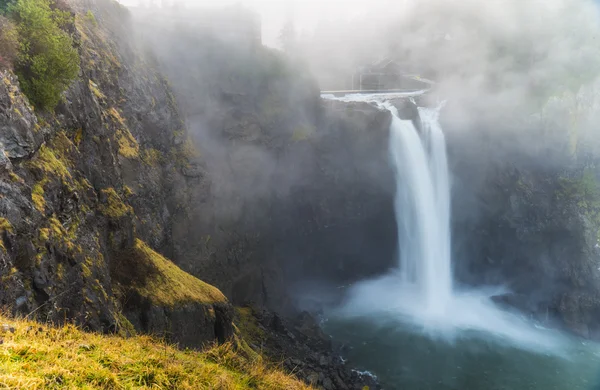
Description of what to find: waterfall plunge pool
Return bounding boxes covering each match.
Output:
[322,296,600,390]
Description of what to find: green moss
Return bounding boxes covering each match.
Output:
[117,129,139,159]
[99,188,133,219]
[141,148,164,166]
[8,171,23,183]
[56,262,65,281]
[36,215,79,255]
[31,178,48,213]
[0,218,13,252]
[27,133,77,205]
[114,239,227,308]
[123,185,134,197]
[81,263,92,279]
[235,307,266,347]
[104,108,139,159]
[107,107,125,126]
[0,218,13,234]
[28,144,71,181]
[88,79,105,101]
[38,227,50,242]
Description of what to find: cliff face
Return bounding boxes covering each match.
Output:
[447,105,600,338]
[0,0,231,348]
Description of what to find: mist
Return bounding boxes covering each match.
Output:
[106,0,600,387]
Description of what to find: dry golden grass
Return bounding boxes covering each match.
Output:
[0,315,312,389]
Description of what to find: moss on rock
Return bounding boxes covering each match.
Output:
[114,239,226,308]
[99,188,133,219]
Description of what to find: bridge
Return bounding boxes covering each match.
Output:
[320,88,428,98]
[320,58,435,97]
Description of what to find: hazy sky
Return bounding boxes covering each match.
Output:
[121,0,404,47]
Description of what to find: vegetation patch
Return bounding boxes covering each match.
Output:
[141,148,164,166]
[99,187,133,219]
[31,178,48,213]
[235,307,266,347]
[36,215,79,255]
[89,79,106,101]
[557,167,600,238]
[117,128,140,159]
[27,133,80,213]
[0,217,13,252]
[7,0,80,110]
[107,108,140,159]
[28,144,71,182]
[112,239,226,308]
[8,171,23,183]
[0,315,311,389]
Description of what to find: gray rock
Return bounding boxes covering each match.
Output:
[306,372,319,386]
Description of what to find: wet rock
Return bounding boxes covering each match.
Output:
[15,296,27,308]
[243,307,381,389]
[0,71,43,159]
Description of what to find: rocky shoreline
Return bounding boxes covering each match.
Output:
[241,307,381,390]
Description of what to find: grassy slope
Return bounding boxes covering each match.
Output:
[114,239,227,307]
[0,241,312,389]
[0,314,312,389]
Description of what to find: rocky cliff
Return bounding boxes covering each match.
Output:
[0,0,232,348]
[0,0,395,387]
[445,96,600,338]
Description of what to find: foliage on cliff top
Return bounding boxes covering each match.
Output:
[7,0,80,110]
[0,314,312,389]
[112,239,226,308]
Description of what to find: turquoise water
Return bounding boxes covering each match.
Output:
[324,314,600,390]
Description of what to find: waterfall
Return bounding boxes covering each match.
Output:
[386,103,451,314]
[324,92,563,352]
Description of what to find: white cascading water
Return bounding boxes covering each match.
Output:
[322,93,564,352]
[386,102,452,315]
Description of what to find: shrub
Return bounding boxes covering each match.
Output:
[0,16,17,70]
[0,0,15,11]
[8,0,80,110]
